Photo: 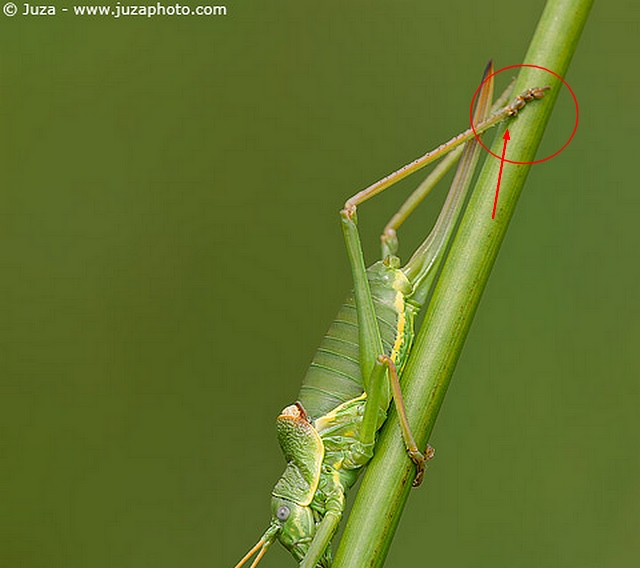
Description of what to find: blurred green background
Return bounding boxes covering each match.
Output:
[2,1,638,567]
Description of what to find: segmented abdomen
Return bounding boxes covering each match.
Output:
[298,262,417,420]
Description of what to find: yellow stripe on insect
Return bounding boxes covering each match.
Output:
[390,275,407,362]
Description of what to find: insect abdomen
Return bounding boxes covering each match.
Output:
[299,261,416,419]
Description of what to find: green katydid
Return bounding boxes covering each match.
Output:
[232,62,549,568]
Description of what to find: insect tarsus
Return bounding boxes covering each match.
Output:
[506,86,551,116]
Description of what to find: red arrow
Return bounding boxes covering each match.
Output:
[492,129,511,219]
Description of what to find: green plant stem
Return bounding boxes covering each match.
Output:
[332,1,594,566]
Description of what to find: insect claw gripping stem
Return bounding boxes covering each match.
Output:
[376,354,435,488]
[506,86,551,116]
[410,444,435,488]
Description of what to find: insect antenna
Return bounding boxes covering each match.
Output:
[233,534,273,568]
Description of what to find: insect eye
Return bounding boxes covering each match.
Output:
[276,506,290,521]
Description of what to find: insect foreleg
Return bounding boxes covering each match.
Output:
[299,504,342,568]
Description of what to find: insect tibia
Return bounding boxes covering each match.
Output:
[506,85,551,116]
